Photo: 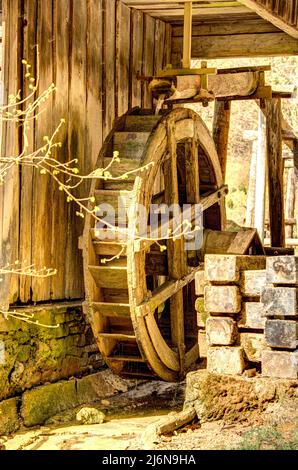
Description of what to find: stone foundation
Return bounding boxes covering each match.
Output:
[184,369,298,423]
[0,302,104,401]
[196,255,298,379]
[0,369,136,435]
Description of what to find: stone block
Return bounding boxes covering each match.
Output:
[240,332,266,362]
[0,398,19,436]
[195,271,207,296]
[205,255,265,284]
[239,302,265,329]
[21,379,78,426]
[206,317,238,346]
[261,287,298,317]
[198,331,207,358]
[204,285,241,314]
[262,350,298,379]
[266,256,298,285]
[76,370,133,405]
[240,270,266,297]
[265,319,298,350]
[205,255,239,282]
[207,347,245,375]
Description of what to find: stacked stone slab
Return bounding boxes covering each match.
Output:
[196,254,267,375]
[261,256,298,379]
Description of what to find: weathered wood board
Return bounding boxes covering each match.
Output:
[1,1,172,305]
[265,98,285,248]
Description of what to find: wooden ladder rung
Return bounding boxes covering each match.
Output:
[93,241,127,256]
[94,189,133,210]
[124,115,161,132]
[91,302,131,317]
[108,355,145,363]
[98,333,136,342]
[121,371,157,378]
[113,131,150,160]
[89,264,128,289]
[90,228,129,242]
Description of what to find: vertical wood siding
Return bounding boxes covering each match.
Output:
[256,0,298,28]
[0,0,172,306]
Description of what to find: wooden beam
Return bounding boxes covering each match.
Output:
[124,0,240,4]
[136,267,201,318]
[150,71,260,103]
[140,185,228,250]
[212,100,231,181]
[172,19,280,36]
[182,1,192,69]
[254,108,266,242]
[265,98,285,247]
[285,168,296,239]
[0,0,22,309]
[172,32,298,61]
[123,4,250,19]
[246,138,257,227]
[238,0,298,39]
[257,102,298,156]
[264,238,298,247]
[185,127,200,263]
[264,246,294,255]
[281,115,298,155]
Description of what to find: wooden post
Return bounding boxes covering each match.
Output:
[0,0,22,310]
[254,108,267,243]
[182,1,192,69]
[212,100,231,181]
[265,98,285,247]
[246,138,257,228]
[285,168,295,239]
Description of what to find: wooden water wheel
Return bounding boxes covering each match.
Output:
[82,107,227,381]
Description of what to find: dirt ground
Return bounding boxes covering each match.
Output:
[1,380,298,451]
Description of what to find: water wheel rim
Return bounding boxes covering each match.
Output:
[127,108,225,381]
[83,107,225,382]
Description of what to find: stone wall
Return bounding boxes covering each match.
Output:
[196,255,298,379]
[261,256,298,379]
[0,302,103,401]
[0,369,136,435]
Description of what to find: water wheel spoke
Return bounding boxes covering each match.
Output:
[135,267,201,316]
[163,120,188,372]
[135,189,228,253]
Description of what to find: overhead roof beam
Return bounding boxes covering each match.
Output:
[238,0,298,39]
[122,1,251,21]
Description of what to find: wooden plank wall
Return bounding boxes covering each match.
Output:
[0,0,172,307]
[171,17,298,63]
[0,0,22,310]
